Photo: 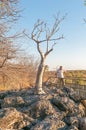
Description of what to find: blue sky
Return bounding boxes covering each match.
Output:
[16,0,86,70]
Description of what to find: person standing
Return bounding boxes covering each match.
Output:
[56,66,65,87]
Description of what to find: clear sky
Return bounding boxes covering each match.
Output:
[15,0,86,70]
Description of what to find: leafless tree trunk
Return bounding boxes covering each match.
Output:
[35,58,45,93]
[24,15,65,94]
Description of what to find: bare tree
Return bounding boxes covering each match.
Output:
[24,15,65,94]
[0,0,19,16]
[0,0,39,90]
[0,0,22,89]
[0,0,21,69]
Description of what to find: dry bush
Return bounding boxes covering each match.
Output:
[0,0,39,91]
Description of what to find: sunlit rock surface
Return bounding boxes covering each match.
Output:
[0,86,86,130]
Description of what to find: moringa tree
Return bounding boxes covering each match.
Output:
[24,15,65,94]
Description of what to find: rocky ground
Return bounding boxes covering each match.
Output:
[0,84,86,130]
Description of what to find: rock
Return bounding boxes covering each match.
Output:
[52,96,76,112]
[64,116,79,127]
[56,88,66,97]
[78,103,85,117]
[0,91,8,99]
[0,107,33,129]
[69,92,82,103]
[30,115,66,130]
[28,99,56,119]
[1,96,25,108]
[0,86,85,130]
[68,125,79,130]
[62,86,74,95]
[81,99,86,107]
[79,117,86,130]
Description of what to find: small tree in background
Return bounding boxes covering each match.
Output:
[84,0,86,5]
[24,15,65,94]
[0,0,39,90]
[0,0,23,90]
[83,0,86,22]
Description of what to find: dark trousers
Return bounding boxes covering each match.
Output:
[58,78,65,87]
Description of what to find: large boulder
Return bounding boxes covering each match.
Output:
[52,96,76,112]
[28,99,56,119]
[0,107,34,129]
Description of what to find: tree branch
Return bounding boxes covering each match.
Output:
[45,48,53,57]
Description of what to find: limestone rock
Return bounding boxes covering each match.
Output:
[1,96,25,108]
[0,107,33,129]
[28,99,56,118]
[30,115,66,130]
[0,86,85,130]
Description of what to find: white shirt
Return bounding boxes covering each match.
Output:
[57,69,65,78]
